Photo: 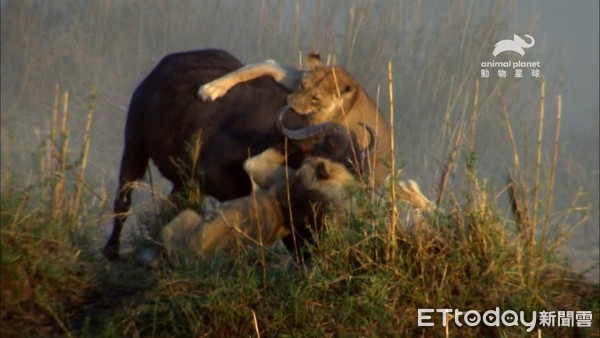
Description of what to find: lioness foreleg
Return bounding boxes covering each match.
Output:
[198,60,302,101]
[244,148,293,191]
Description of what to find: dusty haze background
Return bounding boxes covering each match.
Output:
[1,0,598,280]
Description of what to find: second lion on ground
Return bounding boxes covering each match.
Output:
[161,156,355,259]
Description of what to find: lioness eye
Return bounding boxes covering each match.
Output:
[311,94,319,102]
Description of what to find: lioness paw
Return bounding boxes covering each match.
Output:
[198,81,229,102]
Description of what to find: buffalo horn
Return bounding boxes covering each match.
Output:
[358,123,376,157]
[355,123,376,176]
[276,104,335,140]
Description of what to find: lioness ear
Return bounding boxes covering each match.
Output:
[306,51,322,70]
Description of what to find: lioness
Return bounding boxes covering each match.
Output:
[161,156,354,258]
[198,53,393,186]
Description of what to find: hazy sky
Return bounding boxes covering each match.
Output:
[518,0,599,126]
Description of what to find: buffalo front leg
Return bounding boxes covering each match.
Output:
[104,146,149,260]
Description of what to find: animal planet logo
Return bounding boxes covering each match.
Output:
[480,34,541,79]
[492,34,535,56]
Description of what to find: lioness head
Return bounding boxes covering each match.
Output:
[288,57,360,124]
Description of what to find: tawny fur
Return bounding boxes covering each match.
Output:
[244,148,288,191]
[161,191,289,258]
[162,157,354,258]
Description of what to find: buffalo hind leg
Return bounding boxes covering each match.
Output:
[104,146,149,260]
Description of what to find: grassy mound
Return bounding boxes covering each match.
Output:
[1,173,597,337]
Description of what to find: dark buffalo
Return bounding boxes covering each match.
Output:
[104,49,369,260]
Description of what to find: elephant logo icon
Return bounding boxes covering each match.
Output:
[492,34,535,57]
